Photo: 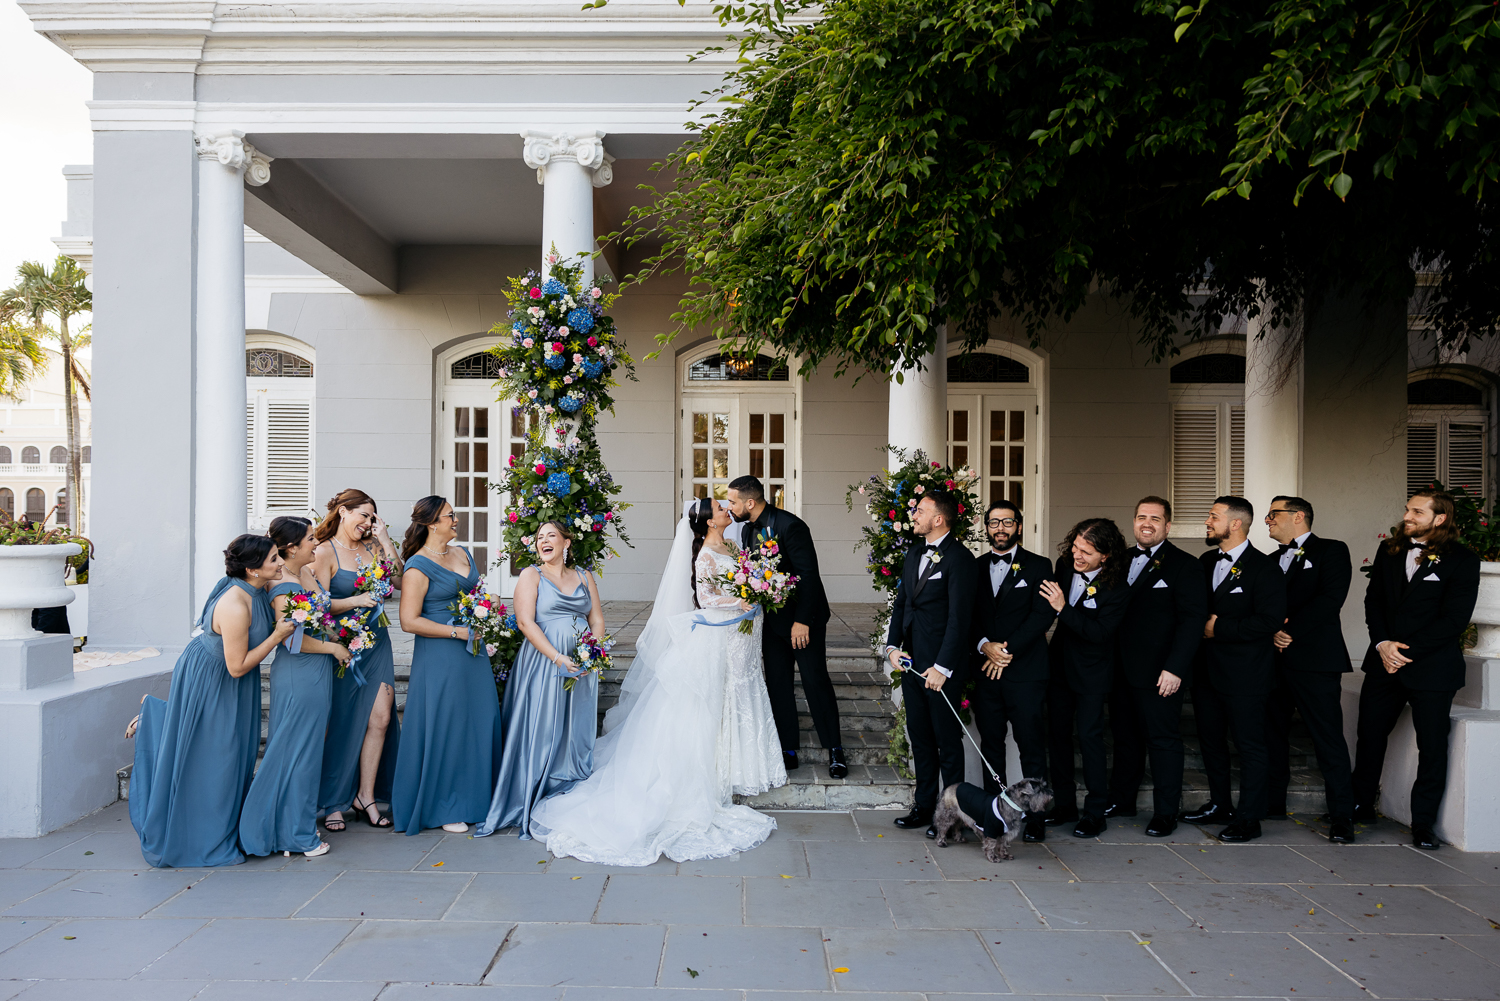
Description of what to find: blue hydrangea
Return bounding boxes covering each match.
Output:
[544,354,565,370]
[565,308,595,333]
[502,614,517,630]
[556,394,584,413]
[541,278,567,296]
[546,471,572,497]
[581,359,606,379]
[512,319,526,333]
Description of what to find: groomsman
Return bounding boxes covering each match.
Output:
[885,490,979,834]
[1262,495,1356,843]
[1183,496,1286,843]
[1352,490,1479,850]
[968,500,1057,842]
[1042,519,1131,838]
[1106,497,1206,838]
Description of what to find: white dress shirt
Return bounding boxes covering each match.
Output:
[975,545,1020,654]
[1406,540,1426,581]
[1212,539,1251,589]
[1278,531,1312,573]
[1125,541,1164,585]
[889,533,954,678]
[1067,568,1100,606]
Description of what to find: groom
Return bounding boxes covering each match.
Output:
[725,475,849,779]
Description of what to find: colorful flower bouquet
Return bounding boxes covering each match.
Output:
[489,249,635,431]
[353,558,397,627]
[277,587,331,652]
[716,545,799,634]
[486,608,523,701]
[564,627,615,692]
[447,581,503,657]
[326,612,379,680]
[497,424,631,572]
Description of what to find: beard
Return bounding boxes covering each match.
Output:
[988,530,1016,552]
[1204,527,1227,546]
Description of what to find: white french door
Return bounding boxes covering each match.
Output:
[681,393,796,510]
[947,393,1040,545]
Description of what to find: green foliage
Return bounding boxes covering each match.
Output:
[495,424,632,573]
[1432,481,1500,562]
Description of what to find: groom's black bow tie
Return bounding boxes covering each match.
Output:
[1216,551,1235,562]
[923,543,938,553]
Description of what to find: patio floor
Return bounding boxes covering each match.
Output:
[3,802,1500,1000]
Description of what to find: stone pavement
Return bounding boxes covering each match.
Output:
[4,803,1500,1000]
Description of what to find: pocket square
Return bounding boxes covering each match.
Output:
[1302,559,1313,568]
[1152,579,1170,589]
[929,572,942,579]
[1014,580,1028,588]
[1230,586,1244,593]
[1424,574,1441,582]
[1082,598,1098,609]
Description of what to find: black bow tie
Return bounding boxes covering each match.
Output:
[1216,551,1235,562]
[1410,541,1427,550]
[1131,548,1152,559]
[924,543,938,552]
[1276,542,1296,556]
[990,551,1015,566]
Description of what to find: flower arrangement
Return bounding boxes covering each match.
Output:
[715,544,799,634]
[325,612,379,680]
[488,249,634,433]
[447,581,502,656]
[277,588,331,651]
[353,558,396,627]
[487,609,523,701]
[496,424,632,572]
[565,627,615,692]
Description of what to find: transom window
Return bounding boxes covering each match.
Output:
[451,353,501,380]
[1170,354,1246,383]
[246,349,313,378]
[948,354,1029,383]
[1409,378,1483,406]
[688,354,789,382]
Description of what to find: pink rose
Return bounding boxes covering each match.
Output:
[486,643,498,656]
[563,376,573,384]
[572,353,584,365]
[590,287,602,299]
[508,512,519,523]
[914,484,925,494]
[587,336,599,347]
[546,253,558,264]
[535,463,546,474]
[604,512,613,521]
[552,342,564,353]
[527,389,538,399]
[522,337,534,348]
[529,287,542,299]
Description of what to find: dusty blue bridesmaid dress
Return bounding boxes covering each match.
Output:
[239,581,334,855]
[130,577,273,868]
[318,557,400,818]
[390,549,503,834]
[476,571,598,839]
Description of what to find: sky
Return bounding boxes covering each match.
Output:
[0,1,94,287]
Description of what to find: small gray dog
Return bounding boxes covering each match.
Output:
[932,778,1054,862]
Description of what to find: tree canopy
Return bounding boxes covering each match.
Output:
[614,0,1500,374]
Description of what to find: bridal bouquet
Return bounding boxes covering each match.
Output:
[563,627,614,692]
[353,558,397,627]
[448,581,503,657]
[717,547,799,634]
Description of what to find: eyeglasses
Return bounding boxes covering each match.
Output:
[986,518,1019,529]
[1265,509,1292,520]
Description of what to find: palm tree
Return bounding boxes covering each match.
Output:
[1,258,92,532]
[0,309,47,402]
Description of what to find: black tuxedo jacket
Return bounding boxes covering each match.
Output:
[967,546,1058,685]
[1048,557,1131,697]
[1362,540,1480,691]
[1194,544,1287,697]
[886,534,978,675]
[742,504,831,636]
[1115,541,1207,689]
[1277,534,1354,673]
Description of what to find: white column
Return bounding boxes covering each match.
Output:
[888,343,948,463]
[192,130,271,612]
[521,130,614,284]
[1242,313,1301,549]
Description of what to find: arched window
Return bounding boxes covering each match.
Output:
[1409,378,1483,406]
[245,349,313,378]
[1169,351,1245,535]
[49,446,67,464]
[0,489,13,519]
[21,447,40,464]
[55,489,68,528]
[1408,374,1489,498]
[688,354,789,382]
[0,447,11,464]
[1170,354,1246,383]
[451,353,501,380]
[246,344,316,529]
[948,353,1029,383]
[24,488,45,522]
[81,446,91,463]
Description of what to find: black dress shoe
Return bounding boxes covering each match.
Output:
[1352,804,1379,824]
[1073,815,1107,838]
[1411,823,1441,850]
[1328,817,1356,844]
[1104,802,1138,818]
[925,825,938,839]
[827,747,848,780]
[1182,803,1234,825]
[1144,814,1178,838]
[893,809,932,829]
[783,751,801,772]
[1044,807,1079,826]
[1217,819,1262,842]
[1023,814,1046,843]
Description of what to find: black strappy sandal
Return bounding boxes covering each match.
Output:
[323,812,347,833]
[353,796,393,829]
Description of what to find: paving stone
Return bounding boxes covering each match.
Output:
[676,837,808,878]
[3,869,197,918]
[1420,851,1500,885]
[0,917,204,979]
[447,874,607,923]
[1298,883,1496,934]
[62,801,135,831]
[546,855,680,878]
[765,812,862,841]
[1291,845,1482,885]
[22,832,155,871]
[297,870,474,920]
[1014,881,1192,932]
[427,833,562,874]
[1168,844,1351,884]
[300,833,442,871]
[0,980,32,1001]
[1045,844,1212,883]
[6,981,206,1001]
[317,920,512,984]
[660,924,830,990]
[1153,882,1354,933]
[1425,883,1500,923]
[0,870,71,911]
[1145,929,1364,997]
[825,927,1004,993]
[563,989,742,1001]
[1294,932,1500,999]
[142,917,358,980]
[193,982,384,1001]
[743,876,893,929]
[0,916,53,953]
[933,842,1075,881]
[594,875,743,925]
[484,923,663,988]
[382,987,562,1001]
[882,879,1041,930]
[985,930,1186,995]
[803,842,940,881]
[751,993,925,1001]
[0,830,91,870]
[150,869,338,918]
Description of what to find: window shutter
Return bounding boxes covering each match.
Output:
[246,401,256,519]
[1172,407,1220,528]
[1228,405,1245,498]
[1446,422,1485,495]
[1407,423,1438,498]
[264,400,313,513]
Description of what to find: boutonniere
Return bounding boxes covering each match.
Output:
[1011,561,1022,573]
[1294,548,1306,560]
[929,549,944,565]
[1150,558,1163,572]
[1085,582,1098,598]
[1228,565,1242,580]
[1424,551,1441,567]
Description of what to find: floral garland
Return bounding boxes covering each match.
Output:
[496,423,632,573]
[489,250,634,432]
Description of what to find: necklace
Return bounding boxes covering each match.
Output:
[422,544,451,557]
[334,536,366,553]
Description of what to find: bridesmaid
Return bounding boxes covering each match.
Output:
[477,520,605,839]
[390,496,504,834]
[311,488,402,831]
[128,535,294,868]
[239,517,351,859]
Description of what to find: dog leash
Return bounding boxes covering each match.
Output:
[928,680,1025,813]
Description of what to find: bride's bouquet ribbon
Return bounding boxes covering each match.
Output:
[690,606,759,632]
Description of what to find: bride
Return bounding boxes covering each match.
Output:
[529,498,788,865]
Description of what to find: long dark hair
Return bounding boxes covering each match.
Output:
[268,516,312,558]
[401,496,447,562]
[1057,517,1128,591]
[316,488,378,544]
[1386,489,1460,555]
[688,498,714,609]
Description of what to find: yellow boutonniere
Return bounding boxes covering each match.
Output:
[1229,565,1242,579]
[1425,551,1441,566]
[1011,562,1022,573]
[1085,584,1098,597]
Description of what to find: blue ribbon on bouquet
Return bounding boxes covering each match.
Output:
[282,625,305,655]
[446,616,486,657]
[341,605,388,688]
[690,606,758,631]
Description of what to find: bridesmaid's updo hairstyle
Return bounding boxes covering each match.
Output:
[315,488,378,544]
[225,534,277,579]
[268,516,312,558]
[687,498,714,609]
[401,495,448,562]
[537,520,575,566]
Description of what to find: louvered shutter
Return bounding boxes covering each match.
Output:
[1446,422,1485,496]
[1172,407,1220,527]
[246,401,257,519]
[1407,423,1438,497]
[264,400,313,513]
[1228,405,1245,497]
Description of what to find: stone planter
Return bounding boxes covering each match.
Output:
[0,543,81,640]
[1469,561,1500,658]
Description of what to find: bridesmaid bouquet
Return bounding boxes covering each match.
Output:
[354,558,397,627]
[448,582,502,657]
[563,628,614,691]
[326,613,378,679]
[716,544,799,633]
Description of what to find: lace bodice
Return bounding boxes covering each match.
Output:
[695,548,742,609]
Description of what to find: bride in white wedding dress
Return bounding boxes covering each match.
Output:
[529,498,788,865]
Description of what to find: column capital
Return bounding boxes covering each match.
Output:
[520,130,614,188]
[193,130,274,186]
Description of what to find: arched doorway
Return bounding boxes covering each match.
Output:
[677,345,799,512]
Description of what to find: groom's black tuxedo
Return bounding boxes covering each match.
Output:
[886,534,978,814]
[742,503,842,754]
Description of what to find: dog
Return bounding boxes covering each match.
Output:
[932,778,1053,862]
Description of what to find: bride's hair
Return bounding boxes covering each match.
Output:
[687,498,714,608]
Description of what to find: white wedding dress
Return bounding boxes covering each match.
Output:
[529,521,788,866]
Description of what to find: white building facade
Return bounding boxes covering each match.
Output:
[0,346,91,530]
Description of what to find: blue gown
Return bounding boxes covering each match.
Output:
[318,562,400,816]
[239,581,334,855]
[477,571,598,839]
[130,577,273,868]
[390,549,504,834]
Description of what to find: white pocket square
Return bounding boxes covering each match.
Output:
[1082,598,1098,609]
[1302,559,1313,568]
[1014,580,1028,588]
[1152,579,1170,589]
[1230,586,1244,593]
[1425,574,1441,582]
[928,572,942,579]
